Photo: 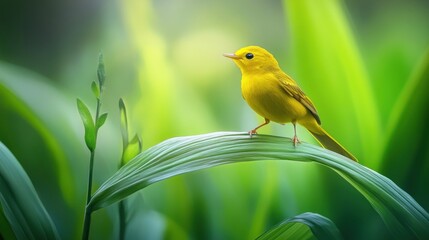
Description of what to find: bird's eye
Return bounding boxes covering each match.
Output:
[245,53,254,60]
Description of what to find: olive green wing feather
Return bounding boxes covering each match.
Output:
[277,73,321,125]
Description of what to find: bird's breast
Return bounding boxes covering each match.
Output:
[241,74,308,123]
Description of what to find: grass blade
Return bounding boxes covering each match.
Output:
[97,53,106,87]
[0,61,80,207]
[0,142,59,240]
[122,134,142,165]
[283,0,381,167]
[88,132,429,239]
[256,212,342,240]
[119,98,129,149]
[380,49,429,201]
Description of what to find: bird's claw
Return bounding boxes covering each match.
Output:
[248,129,257,138]
[292,135,300,147]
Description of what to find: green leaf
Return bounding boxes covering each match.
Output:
[256,212,342,240]
[96,113,108,129]
[119,98,142,165]
[122,134,142,165]
[89,132,429,239]
[0,61,82,207]
[0,206,15,240]
[76,98,96,151]
[97,53,106,87]
[0,142,59,240]
[91,81,100,99]
[283,0,381,167]
[119,98,129,150]
[381,49,429,191]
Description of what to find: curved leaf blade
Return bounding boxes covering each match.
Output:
[76,98,95,151]
[119,98,129,149]
[283,0,381,167]
[0,61,81,207]
[256,212,342,240]
[122,134,142,165]
[97,53,106,87]
[96,113,108,129]
[89,132,429,239]
[380,49,429,197]
[0,142,59,240]
[91,81,100,99]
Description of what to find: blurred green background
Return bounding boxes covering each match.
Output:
[1,0,429,239]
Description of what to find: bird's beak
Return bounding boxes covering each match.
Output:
[223,53,240,59]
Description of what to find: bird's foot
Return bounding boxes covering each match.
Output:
[248,129,258,138]
[292,135,301,147]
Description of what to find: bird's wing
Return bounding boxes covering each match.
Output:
[277,73,321,125]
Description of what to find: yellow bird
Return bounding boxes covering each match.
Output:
[224,46,357,161]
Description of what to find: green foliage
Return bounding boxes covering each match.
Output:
[118,98,142,240]
[284,0,381,166]
[119,98,142,165]
[1,0,429,239]
[91,81,100,99]
[77,99,96,151]
[88,132,429,239]
[97,53,106,87]
[119,98,129,146]
[0,142,59,240]
[79,53,110,240]
[380,49,429,209]
[256,212,342,240]
[0,61,80,208]
[96,113,108,129]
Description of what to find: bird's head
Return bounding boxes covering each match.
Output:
[223,46,280,74]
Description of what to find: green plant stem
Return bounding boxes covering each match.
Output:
[82,150,95,240]
[86,150,96,205]
[118,148,127,239]
[118,200,126,240]
[94,98,102,143]
[82,98,102,240]
[82,205,92,240]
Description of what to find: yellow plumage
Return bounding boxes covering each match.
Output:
[224,46,357,161]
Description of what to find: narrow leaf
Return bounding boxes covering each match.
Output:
[97,53,106,87]
[256,212,342,240]
[284,0,381,167]
[381,49,429,194]
[119,98,129,150]
[0,142,59,239]
[0,61,90,207]
[122,134,142,165]
[96,113,108,129]
[130,134,143,153]
[91,81,100,99]
[89,132,429,239]
[76,98,95,151]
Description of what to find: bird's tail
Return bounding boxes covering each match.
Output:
[303,122,358,162]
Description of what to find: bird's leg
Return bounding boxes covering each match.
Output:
[292,122,300,146]
[249,118,270,137]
